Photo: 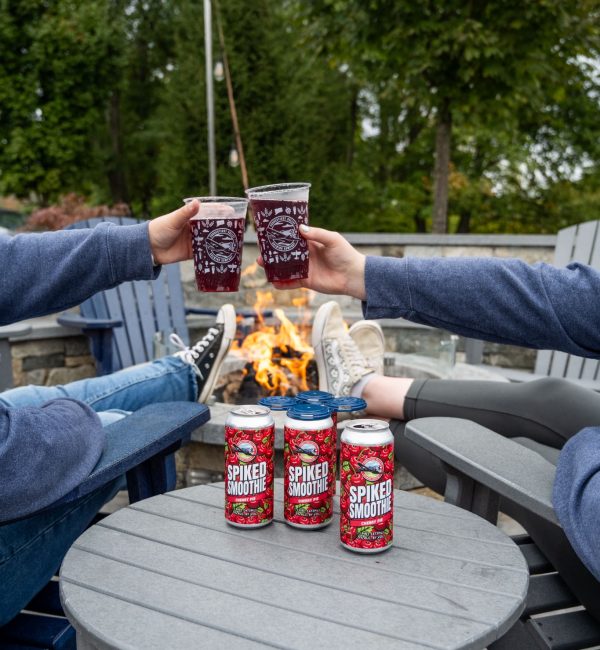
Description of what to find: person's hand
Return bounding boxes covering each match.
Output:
[147,200,199,265]
[257,225,366,300]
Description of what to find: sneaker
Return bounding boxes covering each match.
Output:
[311,301,374,396]
[171,304,236,402]
[348,320,385,375]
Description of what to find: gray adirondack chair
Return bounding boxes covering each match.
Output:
[56,216,191,375]
[466,220,600,390]
[406,417,600,649]
[55,216,266,375]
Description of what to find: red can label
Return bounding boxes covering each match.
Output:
[284,426,333,526]
[340,443,394,551]
[225,425,274,526]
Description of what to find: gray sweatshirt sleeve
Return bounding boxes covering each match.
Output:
[0,221,158,521]
[0,222,157,325]
[553,429,600,582]
[0,399,106,521]
[363,255,600,357]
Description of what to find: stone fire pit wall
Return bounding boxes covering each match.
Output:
[3,232,555,488]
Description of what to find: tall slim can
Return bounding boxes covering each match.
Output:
[284,402,334,528]
[340,419,394,553]
[225,405,274,527]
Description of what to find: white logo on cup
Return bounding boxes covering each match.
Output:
[266,215,299,252]
[206,228,238,263]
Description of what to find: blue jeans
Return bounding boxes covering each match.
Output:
[0,356,198,626]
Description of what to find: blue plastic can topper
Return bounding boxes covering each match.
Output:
[330,396,367,413]
[286,402,332,421]
[296,390,334,406]
[259,396,296,412]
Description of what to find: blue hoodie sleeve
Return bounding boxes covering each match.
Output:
[363,255,600,357]
[0,399,106,522]
[0,221,157,325]
[0,222,158,521]
[553,430,600,582]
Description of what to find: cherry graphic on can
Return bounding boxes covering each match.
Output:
[296,391,336,494]
[340,419,394,553]
[284,402,333,529]
[225,405,274,528]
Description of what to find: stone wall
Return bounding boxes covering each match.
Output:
[11,334,96,388]
[3,233,557,491]
[5,234,555,386]
[182,231,555,316]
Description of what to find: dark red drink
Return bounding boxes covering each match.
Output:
[189,215,245,292]
[251,198,309,282]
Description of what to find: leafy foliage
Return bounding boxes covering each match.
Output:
[1,0,600,234]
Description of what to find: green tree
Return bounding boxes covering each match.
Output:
[301,0,600,232]
[0,0,121,204]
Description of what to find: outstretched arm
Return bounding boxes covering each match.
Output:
[260,226,600,357]
[0,200,199,325]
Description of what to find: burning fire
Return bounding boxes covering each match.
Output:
[230,289,315,395]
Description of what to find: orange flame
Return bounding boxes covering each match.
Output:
[230,289,315,395]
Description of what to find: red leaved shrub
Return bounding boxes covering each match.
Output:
[21,194,131,231]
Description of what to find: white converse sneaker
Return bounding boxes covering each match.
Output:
[348,320,385,375]
[172,304,236,402]
[311,301,374,396]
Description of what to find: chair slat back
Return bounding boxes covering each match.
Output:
[534,220,600,381]
[67,216,189,372]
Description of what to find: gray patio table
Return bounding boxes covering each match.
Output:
[60,480,528,650]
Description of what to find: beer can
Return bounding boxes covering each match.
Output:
[296,390,337,493]
[225,405,274,528]
[284,402,334,528]
[340,419,394,553]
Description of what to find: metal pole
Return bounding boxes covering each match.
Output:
[204,0,216,195]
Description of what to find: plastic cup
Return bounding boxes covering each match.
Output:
[245,182,311,283]
[184,197,248,292]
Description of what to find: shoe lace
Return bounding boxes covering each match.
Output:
[170,329,219,377]
[340,336,370,373]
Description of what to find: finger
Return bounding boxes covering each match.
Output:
[299,224,341,247]
[162,200,200,227]
[256,255,264,268]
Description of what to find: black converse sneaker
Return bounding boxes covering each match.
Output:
[172,304,236,402]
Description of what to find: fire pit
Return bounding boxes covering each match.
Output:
[213,290,318,404]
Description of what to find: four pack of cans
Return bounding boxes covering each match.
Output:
[224,391,394,553]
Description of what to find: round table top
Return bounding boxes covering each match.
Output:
[60,481,528,650]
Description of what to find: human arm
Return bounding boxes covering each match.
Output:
[553,428,600,582]
[0,200,199,325]
[256,225,367,299]
[364,255,600,357]
[0,400,106,522]
[262,226,600,357]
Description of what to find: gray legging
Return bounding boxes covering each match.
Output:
[391,376,600,620]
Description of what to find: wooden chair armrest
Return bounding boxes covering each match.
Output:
[46,402,210,509]
[57,313,122,331]
[405,417,558,525]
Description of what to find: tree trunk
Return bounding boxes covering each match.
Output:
[432,101,452,233]
[346,84,358,167]
[456,210,471,233]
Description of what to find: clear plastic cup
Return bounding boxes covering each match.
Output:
[184,196,248,292]
[245,183,311,283]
